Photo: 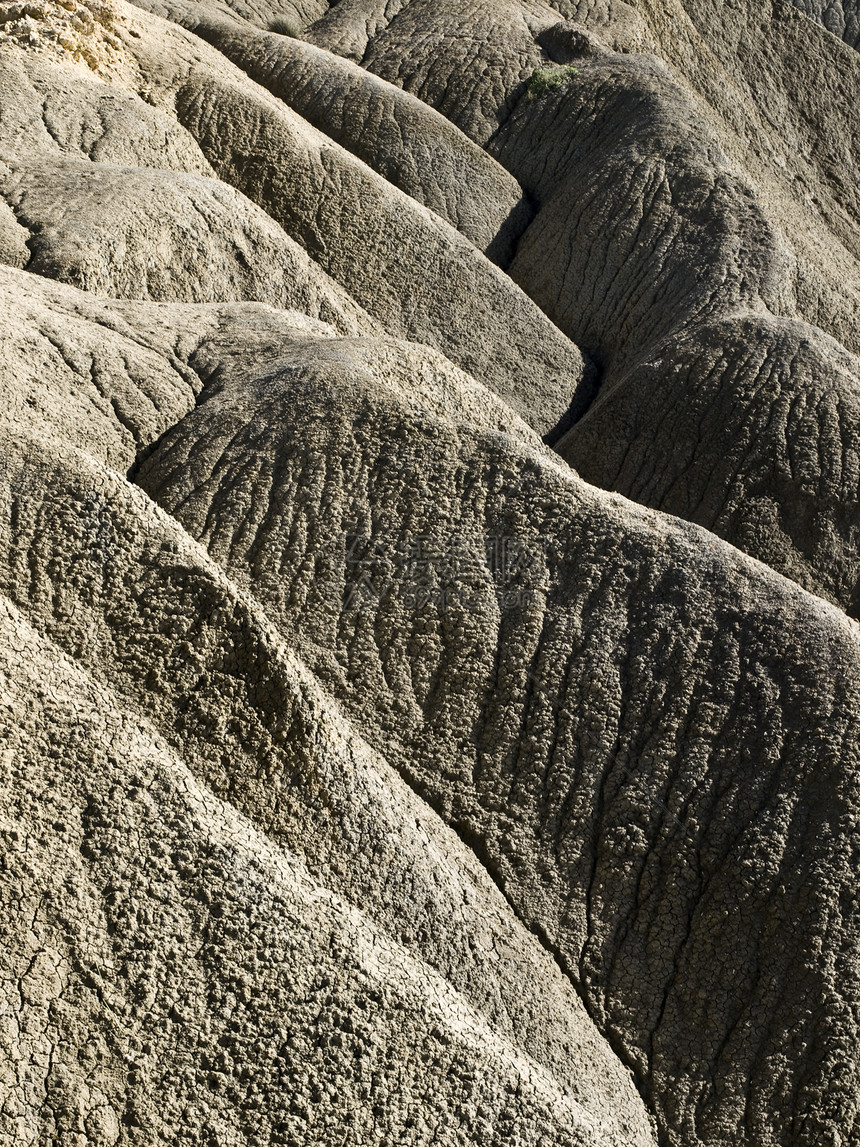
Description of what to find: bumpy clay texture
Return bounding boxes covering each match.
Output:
[2,2,860,1146]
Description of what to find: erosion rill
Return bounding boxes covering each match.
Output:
[2,2,860,1145]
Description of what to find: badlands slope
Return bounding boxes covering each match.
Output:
[1,1,860,1145]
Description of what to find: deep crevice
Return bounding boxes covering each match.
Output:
[543,345,605,448]
[389,758,664,1142]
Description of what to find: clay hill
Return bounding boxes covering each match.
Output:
[2,1,860,1144]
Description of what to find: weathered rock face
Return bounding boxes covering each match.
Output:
[0,431,657,1147]
[786,0,860,48]
[0,158,385,316]
[312,0,860,614]
[134,331,860,1147]
[132,0,534,263]
[2,1,860,1146]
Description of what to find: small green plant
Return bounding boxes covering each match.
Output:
[527,65,579,99]
[269,14,302,37]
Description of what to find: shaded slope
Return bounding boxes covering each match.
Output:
[0,424,657,1147]
[136,327,860,1147]
[622,0,860,358]
[556,312,860,615]
[132,0,533,263]
[1,607,645,1147]
[787,0,860,46]
[490,53,791,373]
[484,58,860,613]
[302,0,860,613]
[305,0,651,144]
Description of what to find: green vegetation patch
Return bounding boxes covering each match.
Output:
[527,65,580,99]
[269,15,302,36]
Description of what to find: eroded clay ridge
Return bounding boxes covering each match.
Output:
[1,2,859,1146]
